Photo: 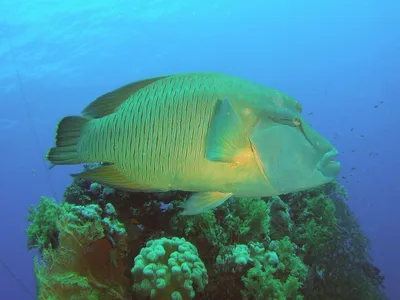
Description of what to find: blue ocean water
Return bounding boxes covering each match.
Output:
[0,0,398,299]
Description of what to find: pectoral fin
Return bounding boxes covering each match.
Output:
[180,191,233,215]
[205,98,249,163]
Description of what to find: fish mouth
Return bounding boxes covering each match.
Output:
[318,149,341,178]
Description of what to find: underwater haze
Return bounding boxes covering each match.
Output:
[0,0,399,299]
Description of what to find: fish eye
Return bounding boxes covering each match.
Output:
[293,118,302,127]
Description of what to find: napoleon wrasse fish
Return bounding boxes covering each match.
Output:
[47,73,340,215]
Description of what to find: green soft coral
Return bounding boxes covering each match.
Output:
[26,197,61,252]
[170,197,270,249]
[241,237,308,300]
[292,190,337,261]
[291,183,386,300]
[170,205,228,248]
[222,197,270,244]
[268,196,292,240]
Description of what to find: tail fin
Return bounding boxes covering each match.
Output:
[46,116,90,165]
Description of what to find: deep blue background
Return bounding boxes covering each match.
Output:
[0,1,398,299]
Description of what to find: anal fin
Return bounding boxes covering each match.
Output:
[72,164,141,191]
[180,192,233,215]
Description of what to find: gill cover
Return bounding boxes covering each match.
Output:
[250,118,328,193]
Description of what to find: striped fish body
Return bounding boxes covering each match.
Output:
[47,72,310,214]
[76,73,275,195]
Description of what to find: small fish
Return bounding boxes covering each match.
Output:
[307,112,313,115]
[369,151,378,158]
[341,176,346,179]
[351,149,356,153]
[374,105,378,108]
[47,73,341,215]
[360,134,364,138]
[351,167,356,171]
[350,128,354,131]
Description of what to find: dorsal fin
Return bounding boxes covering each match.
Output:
[82,76,169,118]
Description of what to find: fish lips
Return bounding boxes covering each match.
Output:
[317,149,341,178]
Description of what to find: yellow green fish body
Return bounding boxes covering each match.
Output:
[47,73,340,215]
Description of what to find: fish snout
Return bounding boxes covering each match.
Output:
[317,148,341,178]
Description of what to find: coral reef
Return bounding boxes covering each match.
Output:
[26,164,386,299]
